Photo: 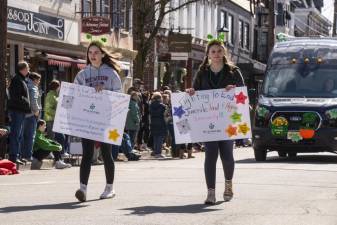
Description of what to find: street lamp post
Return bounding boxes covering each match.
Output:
[217,26,229,46]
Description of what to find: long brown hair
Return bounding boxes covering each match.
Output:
[199,40,235,71]
[86,41,121,74]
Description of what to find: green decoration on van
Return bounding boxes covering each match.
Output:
[257,106,269,118]
[326,109,337,119]
[288,132,302,143]
[301,112,318,129]
[271,116,288,136]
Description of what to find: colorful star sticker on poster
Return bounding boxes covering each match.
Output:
[235,91,248,104]
[238,123,250,135]
[230,112,242,123]
[108,129,120,142]
[226,125,237,137]
[173,106,186,119]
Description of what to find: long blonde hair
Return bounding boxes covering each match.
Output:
[199,40,235,71]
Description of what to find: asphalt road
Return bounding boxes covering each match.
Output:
[1,148,337,225]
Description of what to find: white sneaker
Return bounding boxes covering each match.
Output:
[62,152,70,158]
[46,152,54,159]
[100,185,116,199]
[204,188,216,205]
[55,160,72,169]
[154,154,165,159]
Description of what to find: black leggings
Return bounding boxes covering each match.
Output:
[80,139,115,185]
[204,141,234,189]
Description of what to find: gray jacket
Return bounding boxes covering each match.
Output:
[74,64,122,92]
[26,78,41,118]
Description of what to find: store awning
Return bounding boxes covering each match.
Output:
[46,54,86,69]
[46,54,131,70]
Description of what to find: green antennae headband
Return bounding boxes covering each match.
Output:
[207,33,225,44]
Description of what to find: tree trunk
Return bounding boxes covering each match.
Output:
[0,0,7,159]
[0,0,7,126]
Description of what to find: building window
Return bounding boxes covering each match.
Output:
[82,0,110,18]
[112,0,121,28]
[244,23,249,50]
[239,20,243,48]
[276,3,285,26]
[220,10,227,29]
[96,0,109,17]
[82,0,91,17]
[227,14,233,44]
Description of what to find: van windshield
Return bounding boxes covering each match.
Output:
[263,64,337,98]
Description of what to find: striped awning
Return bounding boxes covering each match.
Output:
[47,54,86,68]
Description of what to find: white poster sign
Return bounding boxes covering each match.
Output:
[171,87,252,144]
[53,82,130,146]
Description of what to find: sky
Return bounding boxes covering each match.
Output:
[322,0,334,22]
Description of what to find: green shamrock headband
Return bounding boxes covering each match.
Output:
[207,33,226,45]
[85,33,107,46]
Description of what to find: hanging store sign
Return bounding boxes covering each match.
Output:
[168,32,192,52]
[7,6,65,40]
[81,16,111,35]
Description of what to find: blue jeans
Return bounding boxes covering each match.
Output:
[153,135,165,155]
[22,115,38,159]
[126,130,137,149]
[9,111,26,162]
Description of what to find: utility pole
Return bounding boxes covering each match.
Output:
[0,0,7,126]
[268,0,275,55]
[333,0,337,36]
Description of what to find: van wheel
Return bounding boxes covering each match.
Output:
[278,151,287,157]
[254,148,267,161]
[288,152,297,158]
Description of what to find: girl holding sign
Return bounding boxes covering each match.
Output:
[73,41,122,202]
[186,40,244,204]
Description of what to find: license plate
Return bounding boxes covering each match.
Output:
[289,116,301,121]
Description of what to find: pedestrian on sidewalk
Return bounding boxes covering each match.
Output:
[31,119,71,170]
[125,91,141,149]
[73,40,122,202]
[21,72,42,162]
[186,40,245,204]
[8,61,31,165]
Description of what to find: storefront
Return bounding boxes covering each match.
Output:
[156,35,206,91]
[6,4,85,97]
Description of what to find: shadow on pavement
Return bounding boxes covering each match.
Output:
[236,154,337,164]
[121,202,224,215]
[0,199,101,213]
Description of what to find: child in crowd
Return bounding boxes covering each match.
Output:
[149,92,167,158]
[30,119,71,170]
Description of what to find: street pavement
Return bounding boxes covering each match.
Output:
[1,148,337,225]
